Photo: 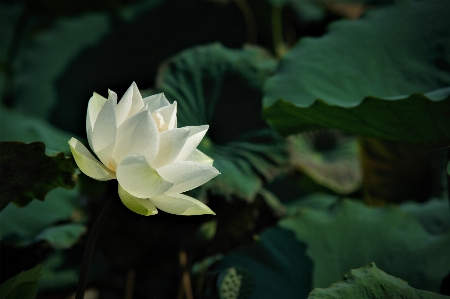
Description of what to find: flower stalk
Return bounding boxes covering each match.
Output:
[75,192,118,299]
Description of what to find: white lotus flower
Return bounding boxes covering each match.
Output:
[68,82,219,216]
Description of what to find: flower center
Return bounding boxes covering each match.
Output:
[109,161,116,172]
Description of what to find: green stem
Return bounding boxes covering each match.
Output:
[3,5,31,107]
[272,5,285,58]
[447,148,450,217]
[233,0,257,44]
[75,193,117,299]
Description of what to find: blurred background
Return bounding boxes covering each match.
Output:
[1,0,450,298]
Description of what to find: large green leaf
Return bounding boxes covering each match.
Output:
[0,186,81,240]
[0,185,84,292]
[13,12,110,119]
[307,262,449,299]
[38,251,79,292]
[0,264,42,299]
[263,1,450,142]
[265,88,450,142]
[0,142,77,211]
[287,130,361,194]
[281,199,450,292]
[31,223,86,250]
[398,198,449,235]
[207,196,450,298]
[357,136,448,205]
[0,106,83,240]
[157,43,286,201]
[0,106,75,153]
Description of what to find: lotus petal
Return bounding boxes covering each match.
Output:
[143,93,170,112]
[118,184,158,216]
[116,154,173,198]
[152,101,177,132]
[186,149,214,166]
[150,193,215,215]
[86,92,107,150]
[115,82,145,126]
[153,128,190,168]
[112,109,159,167]
[158,161,219,194]
[68,137,115,180]
[91,97,117,168]
[116,87,133,126]
[108,89,117,102]
[175,125,209,162]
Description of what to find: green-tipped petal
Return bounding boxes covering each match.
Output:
[127,82,145,119]
[116,82,144,126]
[150,193,215,216]
[186,149,214,166]
[116,154,173,198]
[158,161,219,194]
[68,137,115,181]
[86,92,108,149]
[118,184,158,216]
[91,97,117,167]
[175,125,209,162]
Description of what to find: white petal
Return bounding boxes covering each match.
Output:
[186,149,214,166]
[158,161,219,194]
[150,193,215,216]
[118,184,158,216]
[152,128,190,168]
[143,93,170,112]
[112,109,159,165]
[91,97,117,168]
[115,82,145,126]
[152,101,177,132]
[175,125,209,162]
[128,82,145,117]
[68,138,115,181]
[108,89,117,102]
[116,154,173,198]
[115,85,133,126]
[86,92,107,150]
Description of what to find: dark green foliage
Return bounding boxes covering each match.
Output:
[308,263,450,299]
[263,1,450,142]
[15,1,250,136]
[287,130,361,194]
[0,142,77,211]
[281,199,450,292]
[13,13,110,119]
[207,196,450,298]
[0,187,81,240]
[32,223,86,250]
[0,184,84,292]
[399,198,450,235]
[209,228,313,299]
[0,264,42,299]
[157,43,286,201]
[264,89,450,142]
[0,107,75,153]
